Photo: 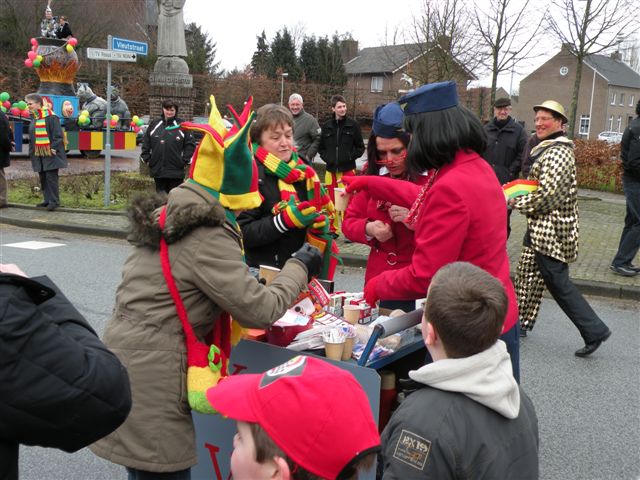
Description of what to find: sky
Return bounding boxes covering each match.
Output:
[183,0,553,93]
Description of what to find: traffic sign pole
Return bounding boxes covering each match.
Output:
[104,34,112,207]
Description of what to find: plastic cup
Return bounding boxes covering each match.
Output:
[341,337,355,360]
[343,305,361,325]
[334,188,350,212]
[324,341,345,361]
[259,265,280,285]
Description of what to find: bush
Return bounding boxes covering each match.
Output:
[574,140,622,193]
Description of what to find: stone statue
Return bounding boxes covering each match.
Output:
[110,85,131,130]
[156,0,187,57]
[77,82,108,129]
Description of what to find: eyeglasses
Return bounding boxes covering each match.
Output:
[375,149,407,165]
[535,116,555,123]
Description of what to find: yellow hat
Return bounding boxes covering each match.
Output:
[533,100,568,124]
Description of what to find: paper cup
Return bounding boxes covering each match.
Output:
[324,341,345,361]
[343,305,361,325]
[334,187,350,212]
[341,337,355,360]
[259,265,280,285]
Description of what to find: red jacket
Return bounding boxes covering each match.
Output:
[363,150,518,333]
[342,174,428,286]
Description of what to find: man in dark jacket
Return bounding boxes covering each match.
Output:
[382,262,538,479]
[0,110,13,208]
[610,100,640,277]
[0,265,132,480]
[26,93,67,211]
[483,97,528,237]
[141,98,196,194]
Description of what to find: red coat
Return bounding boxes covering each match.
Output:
[362,150,518,333]
[342,174,428,286]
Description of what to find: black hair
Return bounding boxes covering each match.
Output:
[331,94,346,107]
[161,99,179,113]
[403,105,487,171]
[365,131,417,181]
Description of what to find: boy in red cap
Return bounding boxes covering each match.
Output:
[206,355,380,479]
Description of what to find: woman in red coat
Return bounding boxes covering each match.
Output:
[342,102,428,312]
[344,81,520,381]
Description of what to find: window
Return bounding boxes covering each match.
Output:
[617,116,622,132]
[631,95,636,107]
[608,115,614,130]
[370,76,383,93]
[619,93,625,106]
[579,115,590,135]
[610,92,616,105]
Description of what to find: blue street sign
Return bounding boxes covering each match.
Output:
[111,36,148,56]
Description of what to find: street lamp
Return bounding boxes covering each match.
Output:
[279,72,289,105]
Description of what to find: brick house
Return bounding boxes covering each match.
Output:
[513,44,640,138]
[343,42,474,119]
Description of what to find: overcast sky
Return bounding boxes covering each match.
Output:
[183,0,555,93]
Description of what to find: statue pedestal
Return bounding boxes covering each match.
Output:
[149,57,195,120]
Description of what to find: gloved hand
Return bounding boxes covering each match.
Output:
[310,213,327,230]
[291,243,322,281]
[276,198,320,230]
[363,275,381,306]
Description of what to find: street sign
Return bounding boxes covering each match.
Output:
[111,36,148,56]
[86,48,137,62]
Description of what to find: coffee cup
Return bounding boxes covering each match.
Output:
[343,305,360,325]
[324,340,345,361]
[341,336,355,360]
[259,265,280,285]
[333,187,350,212]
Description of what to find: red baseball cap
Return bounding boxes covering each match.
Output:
[206,355,380,479]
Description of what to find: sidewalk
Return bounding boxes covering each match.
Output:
[1,189,638,300]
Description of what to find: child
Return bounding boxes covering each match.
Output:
[381,262,539,479]
[206,355,380,479]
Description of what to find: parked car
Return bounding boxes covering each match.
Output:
[190,116,233,142]
[597,131,623,144]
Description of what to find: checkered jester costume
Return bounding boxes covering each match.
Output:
[514,136,578,331]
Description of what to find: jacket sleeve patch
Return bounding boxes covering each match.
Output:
[392,429,431,471]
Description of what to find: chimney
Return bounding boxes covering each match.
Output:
[610,51,622,61]
[341,40,359,63]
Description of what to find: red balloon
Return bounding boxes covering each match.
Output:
[10,107,20,116]
[30,38,38,46]
[24,58,33,68]
[27,51,37,60]
[68,37,78,47]
[2,101,9,109]
[21,110,30,118]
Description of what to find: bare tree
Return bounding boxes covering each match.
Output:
[547,0,639,137]
[619,35,640,73]
[473,0,547,105]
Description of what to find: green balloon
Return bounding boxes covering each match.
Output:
[33,59,41,68]
[0,92,9,102]
[17,100,27,110]
[136,119,144,126]
[0,106,6,113]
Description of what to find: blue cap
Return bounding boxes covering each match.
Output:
[399,81,458,115]
[372,102,404,138]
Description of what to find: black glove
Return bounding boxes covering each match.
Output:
[291,243,322,281]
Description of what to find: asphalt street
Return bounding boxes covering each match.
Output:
[1,225,638,480]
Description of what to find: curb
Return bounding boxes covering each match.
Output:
[0,216,128,239]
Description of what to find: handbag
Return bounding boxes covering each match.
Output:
[158,206,230,414]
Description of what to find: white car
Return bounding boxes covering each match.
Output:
[597,131,623,144]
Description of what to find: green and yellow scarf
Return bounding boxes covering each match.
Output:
[33,107,52,157]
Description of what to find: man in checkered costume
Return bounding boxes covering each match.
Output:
[510,100,611,357]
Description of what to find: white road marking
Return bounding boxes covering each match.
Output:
[2,241,66,250]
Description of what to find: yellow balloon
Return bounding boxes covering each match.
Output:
[81,110,90,117]
[36,55,43,62]
[66,44,74,53]
[112,115,119,122]
[131,115,139,123]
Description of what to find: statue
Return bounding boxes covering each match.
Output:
[110,85,131,130]
[76,82,108,129]
[156,0,187,57]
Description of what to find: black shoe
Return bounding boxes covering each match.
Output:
[609,264,638,277]
[626,264,640,273]
[520,329,528,338]
[0,203,7,209]
[36,202,49,208]
[47,203,59,211]
[575,330,612,357]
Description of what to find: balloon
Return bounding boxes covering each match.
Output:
[78,114,88,124]
[33,59,41,68]
[11,102,17,108]
[0,106,5,113]
[103,120,108,127]
[24,59,33,68]
[17,101,27,110]
[111,114,119,122]
[21,110,30,118]
[81,110,90,117]
[0,92,9,101]
[131,115,139,124]
[68,37,78,47]
[10,107,20,116]
[66,44,74,53]
[133,126,140,133]
[2,101,9,109]
[36,55,43,62]
[27,51,36,60]
[110,119,117,127]
[30,38,38,46]
[136,119,144,126]
[31,45,37,52]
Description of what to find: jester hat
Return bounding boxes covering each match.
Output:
[181,96,262,210]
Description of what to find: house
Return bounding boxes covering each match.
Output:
[343,42,474,118]
[513,44,640,138]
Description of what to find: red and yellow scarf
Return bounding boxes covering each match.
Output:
[33,107,52,157]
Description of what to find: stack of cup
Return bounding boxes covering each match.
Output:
[343,304,361,325]
[341,325,357,361]
[333,187,350,212]
[322,328,346,361]
[259,265,280,285]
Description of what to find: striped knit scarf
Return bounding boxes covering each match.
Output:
[254,145,334,216]
[33,107,52,157]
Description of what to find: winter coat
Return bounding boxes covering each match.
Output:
[141,116,196,179]
[483,116,528,184]
[318,116,365,173]
[28,113,67,172]
[0,111,12,168]
[381,342,539,479]
[342,172,428,285]
[361,150,519,334]
[513,136,579,263]
[293,109,321,162]
[0,273,132,480]
[90,182,308,472]
[621,116,640,181]
[238,162,310,269]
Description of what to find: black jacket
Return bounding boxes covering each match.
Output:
[318,116,365,173]
[621,116,640,180]
[141,116,196,179]
[483,117,528,184]
[0,274,132,480]
[0,111,12,168]
[238,163,309,269]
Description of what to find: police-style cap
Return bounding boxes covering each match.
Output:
[372,102,404,138]
[399,80,458,115]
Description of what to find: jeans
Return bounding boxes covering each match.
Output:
[612,175,640,267]
[126,467,190,480]
[500,322,520,384]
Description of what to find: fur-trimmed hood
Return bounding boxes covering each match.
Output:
[126,182,228,249]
